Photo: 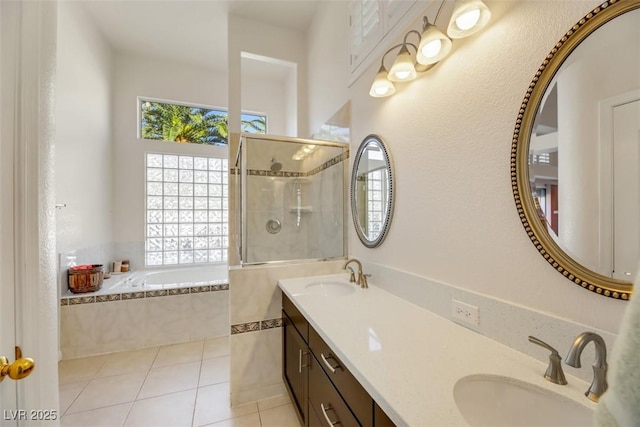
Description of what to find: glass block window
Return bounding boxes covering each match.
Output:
[366,169,384,240]
[145,153,228,266]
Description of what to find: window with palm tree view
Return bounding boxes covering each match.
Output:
[140,99,267,145]
[141,99,266,266]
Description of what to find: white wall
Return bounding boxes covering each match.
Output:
[111,53,287,268]
[307,0,627,334]
[56,2,114,268]
[228,15,308,137]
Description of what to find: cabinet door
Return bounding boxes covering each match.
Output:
[308,354,360,427]
[283,314,309,425]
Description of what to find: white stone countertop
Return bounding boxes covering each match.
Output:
[278,273,597,427]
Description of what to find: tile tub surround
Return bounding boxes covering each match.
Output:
[279,274,596,426]
[60,286,229,359]
[229,259,345,406]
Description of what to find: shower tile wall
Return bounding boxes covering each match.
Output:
[244,161,345,264]
[309,163,345,258]
[245,176,310,263]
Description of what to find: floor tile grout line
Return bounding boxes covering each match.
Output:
[60,381,91,417]
[62,400,135,419]
[190,384,201,427]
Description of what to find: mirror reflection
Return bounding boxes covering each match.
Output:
[351,135,394,248]
[528,7,640,281]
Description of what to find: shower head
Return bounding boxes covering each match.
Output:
[270,157,282,172]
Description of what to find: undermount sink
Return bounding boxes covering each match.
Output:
[454,375,593,427]
[302,280,356,297]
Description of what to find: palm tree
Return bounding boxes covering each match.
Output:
[141,101,266,145]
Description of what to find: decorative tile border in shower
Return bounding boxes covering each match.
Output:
[307,151,348,176]
[230,151,349,178]
[230,318,284,335]
[60,283,229,306]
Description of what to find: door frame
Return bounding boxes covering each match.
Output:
[1,0,60,421]
[598,89,640,277]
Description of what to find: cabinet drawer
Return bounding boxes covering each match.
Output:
[283,294,309,342]
[309,326,373,426]
[309,354,360,427]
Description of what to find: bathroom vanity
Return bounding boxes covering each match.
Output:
[283,292,394,427]
[279,274,596,427]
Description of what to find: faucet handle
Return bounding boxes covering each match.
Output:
[346,267,356,283]
[360,273,371,288]
[528,336,567,385]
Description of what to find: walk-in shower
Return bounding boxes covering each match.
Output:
[235,134,349,264]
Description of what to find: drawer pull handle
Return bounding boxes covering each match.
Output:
[298,349,308,373]
[320,352,340,374]
[321,403,340,426]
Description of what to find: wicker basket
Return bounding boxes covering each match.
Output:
[68,264,104,293]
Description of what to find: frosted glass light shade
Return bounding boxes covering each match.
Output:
[447,0,491,39]
[369,65,396,98]
[387,45,417,82]
[417,23,452,65]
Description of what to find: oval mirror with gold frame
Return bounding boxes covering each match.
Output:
[512,0,639,300]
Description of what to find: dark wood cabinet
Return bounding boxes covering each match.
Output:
[308,353,360,427]
[283,294,395,427]
[283,312,309,426]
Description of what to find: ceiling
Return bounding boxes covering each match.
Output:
[78,0,321,74]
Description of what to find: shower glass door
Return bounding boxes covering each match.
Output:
[238,134,348,264]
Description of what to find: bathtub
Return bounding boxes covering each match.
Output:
[60,264,230,358]
[75,264,229,296]
[114,264,228,292]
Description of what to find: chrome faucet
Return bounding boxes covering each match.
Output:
[342,258,369,288]
[564,332,608,402]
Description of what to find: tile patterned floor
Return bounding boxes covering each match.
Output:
[58,337,299,427]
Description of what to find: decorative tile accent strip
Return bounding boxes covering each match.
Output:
[260,318,284,330]
[60,281,229,306]
[69,296,95,305]
[96,294,121,303]
[308,152,348,176]
[122,292,145,300]
[145,290,168,298]
[231,318,285,335]
[242,151,349,179]
[247,169,306,178]
[231,322,260,334]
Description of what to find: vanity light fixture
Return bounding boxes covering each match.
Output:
[369,64,396,97]
[369,0,491,98]
[447,0,492,39]
[417,16,452,65]
[388,44,418,82]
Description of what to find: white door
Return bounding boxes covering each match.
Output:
[613,99,640,280]
[1,1,60,425]
[1,1,20,423]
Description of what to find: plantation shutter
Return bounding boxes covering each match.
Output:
[383,0,416,33]
[349,0,383,72]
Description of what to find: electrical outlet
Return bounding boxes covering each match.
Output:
[451,299,480,326]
